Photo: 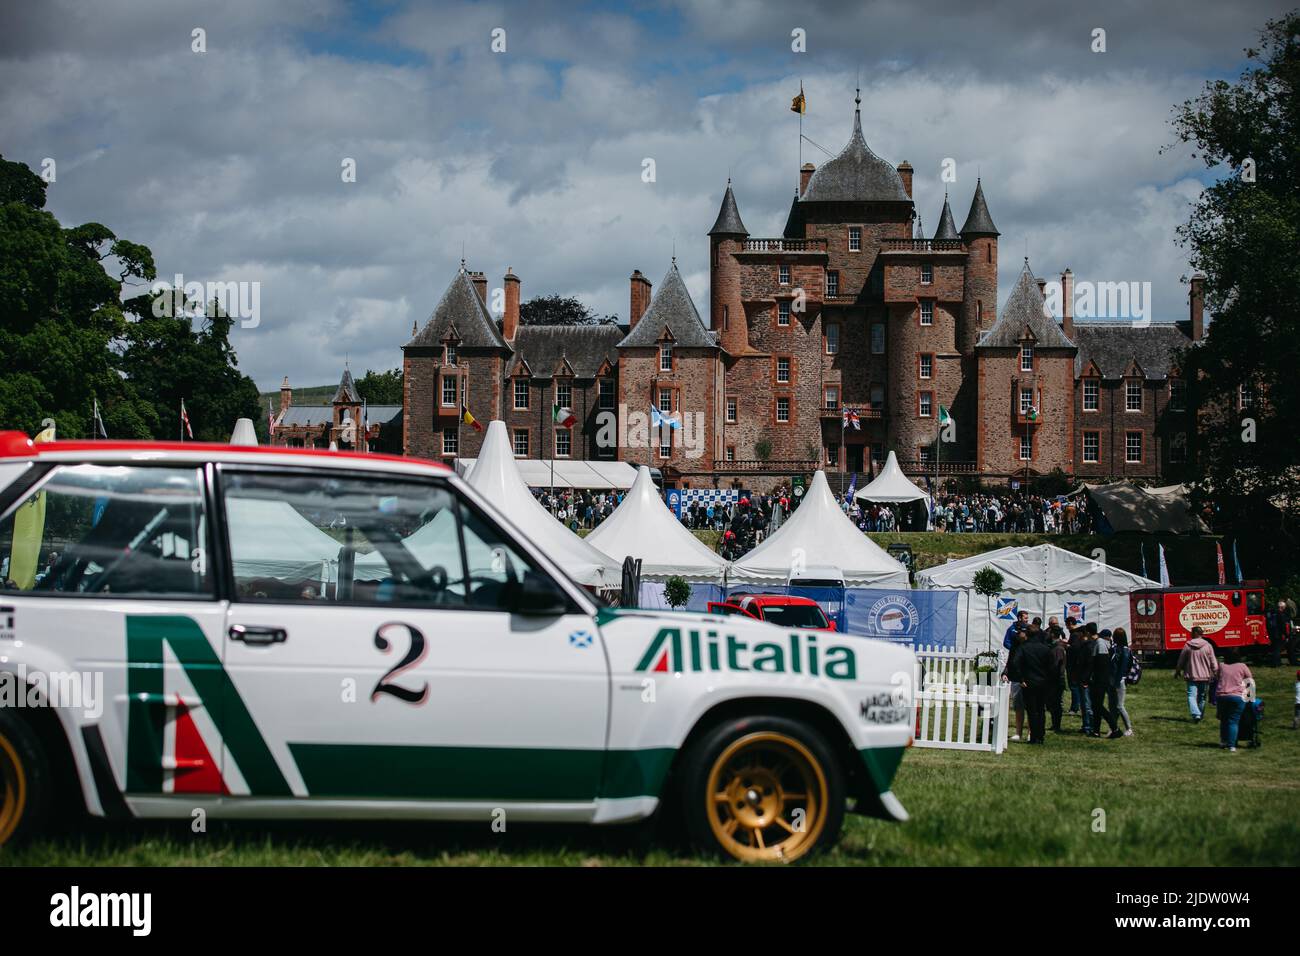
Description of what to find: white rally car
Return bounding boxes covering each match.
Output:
[0,434,913,863]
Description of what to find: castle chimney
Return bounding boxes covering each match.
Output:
[1061,268,1074,338]
[1036,277,1047,300]
[1190,271,1205,342]
[503,267,520,341]
[799,163,815,196]
[896,161,913,199]
[629,269,652,328]
[279,376,292,414]
[470,271,487,304]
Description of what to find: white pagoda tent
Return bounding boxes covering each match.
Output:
[730,470,910,588]
[854,451,931,503]
[585,466,728,584]
[465,420,621,588]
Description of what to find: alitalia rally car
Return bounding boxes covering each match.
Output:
[0,435,914,863]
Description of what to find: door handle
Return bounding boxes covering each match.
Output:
[229,624,287,646]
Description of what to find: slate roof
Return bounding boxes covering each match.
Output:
[617,262,717,348]
[365,404,403,424]
[708,182,748,236]
[406,270,508,350]
[933,194,960,241]
[278,407,333,427]
[960,179,999,237]
[1072,323,1192,380]
[331,367,361,404]
[504,324,623,379]
[800,108,911,204]
[782,193,805,238]
[978,262,1075,349]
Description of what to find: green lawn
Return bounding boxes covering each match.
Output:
[5,665,1297,866]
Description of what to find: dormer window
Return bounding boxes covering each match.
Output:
[1020,345,1034,371]
[446,345,458,366]
[659,343,673,372]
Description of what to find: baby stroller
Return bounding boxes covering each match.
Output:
[1238,697,1264,749]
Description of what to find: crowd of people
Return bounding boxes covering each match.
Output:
[1000,610,1136,745]
[930,491,1095,534]
[534,489,622,530]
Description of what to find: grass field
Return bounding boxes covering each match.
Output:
[5,665,1297,867]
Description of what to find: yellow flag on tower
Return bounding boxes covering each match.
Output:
[790,83,806,114]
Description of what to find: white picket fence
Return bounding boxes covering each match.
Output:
[912,644,1010,754]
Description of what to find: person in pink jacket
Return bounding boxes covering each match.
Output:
[1215,649,1254,751]
[1175,626,1219,722]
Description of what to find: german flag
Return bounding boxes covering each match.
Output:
[461,398,483,432]
[790,83,806,115]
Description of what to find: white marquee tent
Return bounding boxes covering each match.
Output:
[455,457,637,490]
[225,497,343,584]
[730,470,910,588]
[585,465,728,584]
[854,451,931,504]
[465,421,622,588]
[915,543,1160,652]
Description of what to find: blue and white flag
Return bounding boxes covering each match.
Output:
[1157,543,1171,587]
[649,405,681,430]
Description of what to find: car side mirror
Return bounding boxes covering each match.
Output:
[509,572,569,616]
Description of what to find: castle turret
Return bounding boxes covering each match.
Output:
[958,178,999,356]
[708,179,750,354]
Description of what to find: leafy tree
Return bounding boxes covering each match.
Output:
[663,575,692,609]
[356,368,404,405]
[0,154,259,441]
[972,567,1005,652]
[519,294,616,326]
[1169,12,1300,559]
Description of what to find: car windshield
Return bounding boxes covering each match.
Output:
[759,604,828,628]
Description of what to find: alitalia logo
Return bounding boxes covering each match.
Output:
[635,626,857,680]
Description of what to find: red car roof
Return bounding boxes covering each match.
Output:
[733,594,821,607]
[0,431,448,471]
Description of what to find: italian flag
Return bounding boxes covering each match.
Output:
[553,405,576,429]
[939,405,955,429]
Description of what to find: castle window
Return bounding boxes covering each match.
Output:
[1020,388,1034,415]
[556,381,572,409]
[659,388,673,412]
[1020,434,1032,461]
[1238,383,1253,410]
[921,263,933,285]
[1169,378,1186,412]
[870,383,885,410]
[918,392,933,418]
[776,397,790,423]
[1020,345,1034,371]
[1170,432,1187,464]
[660,343,673,372]
[826,271,839,298]
[824,386,839,410]
[849,227,861,252]
[779,264,790,285]
[513,429,529,457]
[726,445,736,461]
[513,378,529,410]
[445,345,457,366]
[920,301,933,326]
[919,354,933,379]
[976,300,983,324]
[442,375,457,407]
[1126,379,1142,412]
[826,322,840,354]
[918,446,932,465]
[778,301,791,326]
[726,397,737,423]
[660,435,672,458]
[599,378,615,410]
[1083,379,1099,411]
[826,443,840,467]
[723,305,729,330]
[871,444,884,466]
[776,357,791,384]
[1083,431,1100,463]
[871,323,885,354]
[442,429,458,456]
[555,430,571,458]
[1125,431,1143,463]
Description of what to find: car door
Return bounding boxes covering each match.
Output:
[0,461,229,803]
[217,465,610,814]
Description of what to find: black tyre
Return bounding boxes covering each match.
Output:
[0,708,51,847]
[680,715,845,863]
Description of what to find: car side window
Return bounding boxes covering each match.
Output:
[0,464,210,598]
[223,471,473,607]
[456,497,553,611]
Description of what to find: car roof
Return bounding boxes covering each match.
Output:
[0,432,449,479]
[736,594,820,607]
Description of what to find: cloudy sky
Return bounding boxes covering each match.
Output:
[0,0,1288,390]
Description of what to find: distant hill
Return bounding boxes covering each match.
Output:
[259,384,335,407]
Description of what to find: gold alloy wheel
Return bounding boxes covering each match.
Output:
[705,731,828,863]
[0,732,27,846]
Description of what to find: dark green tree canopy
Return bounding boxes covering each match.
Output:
[356,368,404,405]
[519,294,617,327]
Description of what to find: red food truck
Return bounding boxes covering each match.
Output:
[1128,583,1269,657]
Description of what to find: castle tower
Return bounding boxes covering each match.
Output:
[708,179,750,355]
[958,178,1000,355]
